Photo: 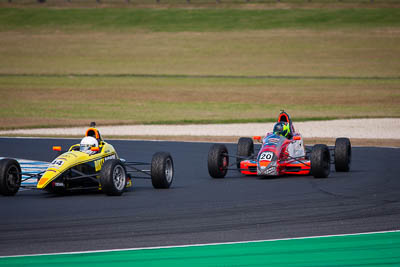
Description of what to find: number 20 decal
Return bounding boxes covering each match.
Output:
[259,152,274,161]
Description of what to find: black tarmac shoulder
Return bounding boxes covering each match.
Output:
[0,137,399,256]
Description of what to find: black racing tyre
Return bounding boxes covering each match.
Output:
[0,158,22,196]
[100,159,127,196]
[151,152,174,189]
[208,144,229,178]
[311,144,331,178]
[335,138,352,172]
[236,137,254,170]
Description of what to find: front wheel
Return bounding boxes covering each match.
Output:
[100,159,127,196]
[0,158,22,196]
[236,137,254,170]
[208,144,229,178]
[151,152,174,189]
[311,144,331,178]
[335,138,351,172]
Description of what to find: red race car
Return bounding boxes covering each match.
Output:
[207,111,351,179]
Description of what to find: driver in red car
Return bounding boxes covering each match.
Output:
[273,121,292,139]
[272,121,305,159]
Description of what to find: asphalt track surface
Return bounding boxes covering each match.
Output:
[0,137,399,257]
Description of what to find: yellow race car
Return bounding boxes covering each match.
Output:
[0,123,174,196]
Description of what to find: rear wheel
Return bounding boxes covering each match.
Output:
[236,137,254,170]
[0,158,22,196]
[100,159,127,196]
[335,138,351,172]
[311,144,331,178]
[208,144,229,178]
[151,152,174,189]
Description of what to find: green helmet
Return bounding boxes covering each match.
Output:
[273,122,291,137]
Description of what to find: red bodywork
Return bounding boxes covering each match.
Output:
[240,112,311,177]
[239,136,311,176]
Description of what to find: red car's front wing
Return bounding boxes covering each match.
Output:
[240,159,311,176]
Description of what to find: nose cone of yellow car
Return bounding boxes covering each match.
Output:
[37,151,91,189]
[37,169,59,189]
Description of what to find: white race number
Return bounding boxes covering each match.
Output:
[50,159,64,168]
[259,152,274,161]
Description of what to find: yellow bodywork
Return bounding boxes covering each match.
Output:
[37,142,124,189]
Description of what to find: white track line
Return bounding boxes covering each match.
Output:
[1,229,399,259]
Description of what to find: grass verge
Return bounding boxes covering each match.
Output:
[0,75,399,129]
[1,8,400,32]
[0,7,399,129]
